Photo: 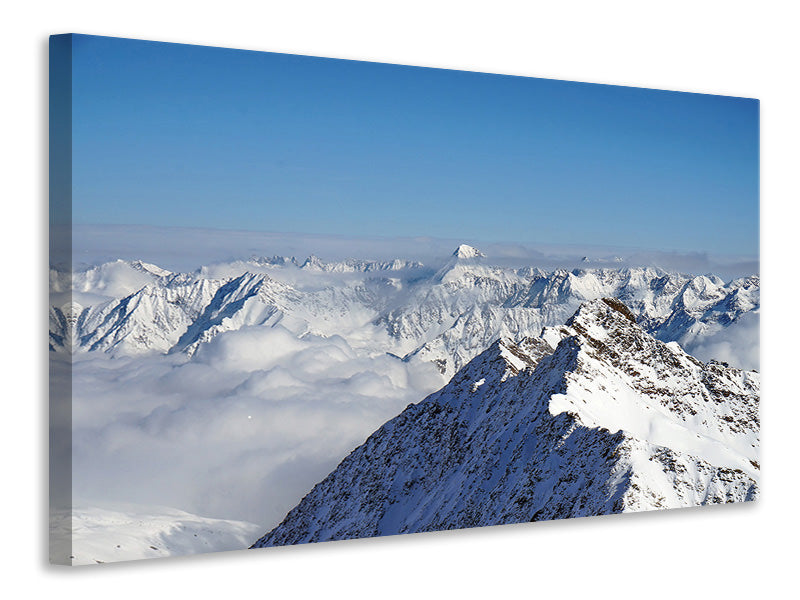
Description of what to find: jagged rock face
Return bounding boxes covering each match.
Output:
[252,299,758,548]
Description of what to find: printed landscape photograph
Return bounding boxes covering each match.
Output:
[49,34,760,566]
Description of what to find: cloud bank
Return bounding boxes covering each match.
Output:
[70,325,441,531]
[684,311,760,371]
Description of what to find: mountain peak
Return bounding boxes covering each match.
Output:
[566,297,638,329]
[252,297,759,548]
[300,254,325,270]
[129,260,172,277]
[453,244,485,259]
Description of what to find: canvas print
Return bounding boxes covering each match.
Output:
[49,34,760,565]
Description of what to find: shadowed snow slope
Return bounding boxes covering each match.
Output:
[253,298,759,548]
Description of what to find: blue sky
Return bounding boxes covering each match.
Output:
[68,34,759,257]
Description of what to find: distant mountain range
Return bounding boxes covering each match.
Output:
[51,244,760,377]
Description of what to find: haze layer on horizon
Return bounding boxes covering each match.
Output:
[64,224,758,281]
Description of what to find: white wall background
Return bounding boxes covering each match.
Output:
[3,1,798,597]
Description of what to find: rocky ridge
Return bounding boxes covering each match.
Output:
[252,298,759,547]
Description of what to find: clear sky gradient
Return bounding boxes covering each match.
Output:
[69,34,759,257]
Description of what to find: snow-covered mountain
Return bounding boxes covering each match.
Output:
[50,245,760,373]
[252,298,759,548]
[382,259,759,377]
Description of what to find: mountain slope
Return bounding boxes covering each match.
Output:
[252,298,759,547]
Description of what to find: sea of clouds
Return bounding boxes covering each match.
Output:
[69,324,442,532]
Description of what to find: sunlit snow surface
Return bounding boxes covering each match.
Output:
[50,248,759,563]
[52,505,261,565]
